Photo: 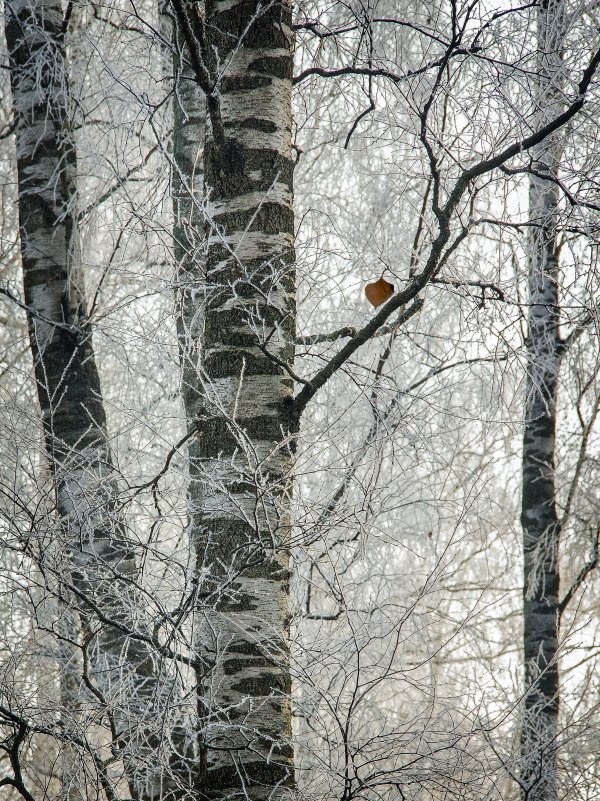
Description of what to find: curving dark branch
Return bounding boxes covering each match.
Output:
[0,721,35,801]
[291,39,600,418]
[293,47,479,86]
[559,528,600,618]
[169,0,224,146]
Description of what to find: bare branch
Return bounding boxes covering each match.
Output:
[293,47,479,86]
[559,529,600,617]
[169,0,224,147]
[293,298,424,416]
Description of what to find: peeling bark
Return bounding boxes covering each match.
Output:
[520,2,564,799]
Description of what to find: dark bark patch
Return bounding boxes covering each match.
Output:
[199,415,289,453]
[237,117,278,133]
[230,670,287,696]
[36,334,107,449]
[226,641,265,657]
[206,759,292,793]
[213,202,294,236]
[220,592,259,612]
[221,74,272,93]
[207,3,292,50]
[222,657,272,674]
[203,350,284,378]
[248,56,293,80]
[205,141,293,198]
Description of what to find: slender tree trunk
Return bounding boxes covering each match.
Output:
[6,2,185,797]
[520,2,564,799]
[172,2,296,797]
[171,8,208,795]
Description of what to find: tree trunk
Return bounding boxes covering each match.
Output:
[173,2,296,797]
[171,7,208,795]
[520,2,564,799]
[5,2,185,797]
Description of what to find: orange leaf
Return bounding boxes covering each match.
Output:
[365,277,394,308]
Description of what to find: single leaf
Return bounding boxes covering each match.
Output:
[365,277,394,308]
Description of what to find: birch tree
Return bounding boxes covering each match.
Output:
[1,1,600,800]
[168,2,600,799]
[170,1,296,796]
[520,2,564,798]
[4,2,189,797]
[520,1,600,797]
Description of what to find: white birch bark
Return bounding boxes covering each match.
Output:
[171,2,296,797]
[5,2,187,797]
[171,7,208,792]
[520,2,565,799]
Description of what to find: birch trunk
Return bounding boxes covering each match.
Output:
[171,9,207,793]
[6,2,184,797]
[520,2,564,798]
[175,2,296,797]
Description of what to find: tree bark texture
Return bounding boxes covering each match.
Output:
[520,2,564,799]
[6,2,187,797]
[172,7,208,795]
[175,2,296,797]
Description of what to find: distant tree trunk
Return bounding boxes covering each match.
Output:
[6,2,184,797]
[171,6,207,793]
[171,1,296,797]
[520,2,564,799]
